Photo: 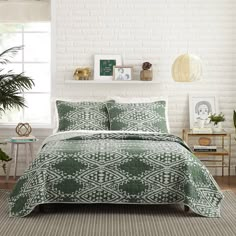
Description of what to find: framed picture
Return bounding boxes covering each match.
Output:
[94,55,122,80]
[113,66,132,81]
[189,94,218,128]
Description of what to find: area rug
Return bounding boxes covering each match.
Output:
[1,190,236,236]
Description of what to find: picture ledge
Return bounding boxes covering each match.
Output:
[64,80,161,84]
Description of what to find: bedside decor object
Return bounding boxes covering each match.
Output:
[94,55,122,81]
[193,145,217,152]
[198,137,211,146]
[15,123,32,136]
[189,95,218,129]
[140,62,153,81]
[73,67,91,80]
[172,54,203,82]
[10,136,37,142]
[113,66,132,81]
[0,147,12,174]
[192,127,213,134]
[233,110,236,136]
[209,113,225,132]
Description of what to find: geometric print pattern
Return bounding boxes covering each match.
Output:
[56,100,109,131]
[106,100,169,133]
[9,131,223,217]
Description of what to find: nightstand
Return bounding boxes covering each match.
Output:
[5,138,38,182]
[182,129,231,176]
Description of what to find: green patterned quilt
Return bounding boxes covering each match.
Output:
[9,131,223,217]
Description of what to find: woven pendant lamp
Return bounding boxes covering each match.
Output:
[172,54,203,82]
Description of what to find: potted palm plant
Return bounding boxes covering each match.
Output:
[0,46,34,173]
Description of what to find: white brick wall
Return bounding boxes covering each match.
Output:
[2,0,236,176]
[52,0,236,175]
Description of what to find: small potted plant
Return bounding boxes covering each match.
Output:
[140,62,153,81]
[0,147,11,174]
[209,112,225,132]
[233,110,236,137]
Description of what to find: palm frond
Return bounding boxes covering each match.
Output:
[0,72,34,92]
[0,46,34,115]
[0,90,25,112]
[0,46,23,65]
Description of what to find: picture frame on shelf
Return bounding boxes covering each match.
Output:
[94,55,122,81]
[113,66,133,81]
[189,94,218,129]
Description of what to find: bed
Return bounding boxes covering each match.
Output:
[8,99,223,217]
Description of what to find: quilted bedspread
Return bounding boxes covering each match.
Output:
[9,131,223,217]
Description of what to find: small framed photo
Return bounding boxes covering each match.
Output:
[189,94,218,128]
[113,66,133,81]
[94,55,122,80]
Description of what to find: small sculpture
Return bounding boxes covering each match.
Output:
[142,62,152,70]
[15,123,32,137]
[73,68,91,80]
[140,62,153,81]
[198,137,211,146]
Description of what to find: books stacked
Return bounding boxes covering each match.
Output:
[193,145,217,152]
[10,136,37,143]
[192,127,213,134]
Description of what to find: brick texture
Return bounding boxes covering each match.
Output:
[2,0,236,176]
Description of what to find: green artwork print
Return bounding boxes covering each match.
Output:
[100,60,116,76]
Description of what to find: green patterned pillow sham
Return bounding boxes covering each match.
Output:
[56,100,109,131]
[106,100,169,133]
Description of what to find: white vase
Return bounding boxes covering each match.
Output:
[212,122,222,132]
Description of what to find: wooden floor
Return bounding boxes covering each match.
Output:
[0,176,236,193]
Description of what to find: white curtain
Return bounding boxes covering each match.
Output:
[0,0,50,22]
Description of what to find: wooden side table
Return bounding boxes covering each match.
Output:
[183,129,231,176]
[5,139,38,182]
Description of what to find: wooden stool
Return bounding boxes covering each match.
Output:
[5,140,37,183]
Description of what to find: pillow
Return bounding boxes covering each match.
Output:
[106,100,169,133]
[109,96,170,132]
[56,100,109,132]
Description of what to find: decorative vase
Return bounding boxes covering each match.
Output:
[140,70,153,81]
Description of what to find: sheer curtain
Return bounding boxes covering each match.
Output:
[0,0,50,22]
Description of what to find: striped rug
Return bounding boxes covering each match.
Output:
[1,190,236,236]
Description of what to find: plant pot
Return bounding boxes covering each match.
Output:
[140,70,153,81]
[212,122,222,132]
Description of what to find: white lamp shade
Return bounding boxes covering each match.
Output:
[172,54,203,82]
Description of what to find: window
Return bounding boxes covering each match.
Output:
[0,23,51,127]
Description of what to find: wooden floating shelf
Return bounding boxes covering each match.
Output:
[64,80,161,84]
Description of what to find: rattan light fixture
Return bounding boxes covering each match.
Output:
[171,0,203,82]
[171,54,203,82]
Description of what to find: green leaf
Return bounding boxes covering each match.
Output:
[0,148,12,174]
[209,112,225,125]
[0,46,35,114]
[233,110,236,129]
[0,46,23,65]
